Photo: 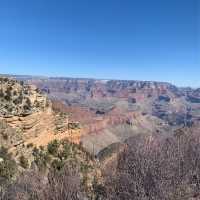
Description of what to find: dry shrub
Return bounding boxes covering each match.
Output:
[105,130,200,200]
[2,165,83,200]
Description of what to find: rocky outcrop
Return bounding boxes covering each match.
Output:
[0,77,48,117]
[0,77,82,153]
[20,78,175,101]
[2,75,200,153]
[18,76,196,127]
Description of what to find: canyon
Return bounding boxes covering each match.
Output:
[4,75,200,154]
[0,77,81,158]
[1,75,200,200]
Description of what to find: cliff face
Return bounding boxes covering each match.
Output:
[0,77,48,117]
[3,75,200,154]
[21,78,176,101]
[13,76,200,126]
[0,77,81,153]
[0,78,102,200]
[0,78,48,148]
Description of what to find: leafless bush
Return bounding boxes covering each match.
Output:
[105,130,200,200]
[2,170,44,200]
[3,126,200,200]
[42,165,83,200]
[2,164,84,200]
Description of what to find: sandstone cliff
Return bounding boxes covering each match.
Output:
[0,77,81,153]
[0,77,48,117]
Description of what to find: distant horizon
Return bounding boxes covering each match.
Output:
[1,72,199,89]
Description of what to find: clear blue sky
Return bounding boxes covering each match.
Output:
[0,0,199,87]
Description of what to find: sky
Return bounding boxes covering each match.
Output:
[0,0,199,87]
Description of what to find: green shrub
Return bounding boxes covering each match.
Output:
[13,90,17,96]
[26,98,31,107]
[0,159,17,180]
[13,97,22,105]
[19,155,29,169]
[51,159,64,171]
[32,147,50,171]
[0,147,17,180]
[0,89,4,98]
[26,143,33,148]
[0,147,10,159]
[4,87,12,101]
[47,140,60,156]
[59,143,70,160]
[32,147,39,157]
[23,104,30,111]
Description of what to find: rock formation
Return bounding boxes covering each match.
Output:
[0,77,81,153]
[3,75,200,154]
[0,77,48,117]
